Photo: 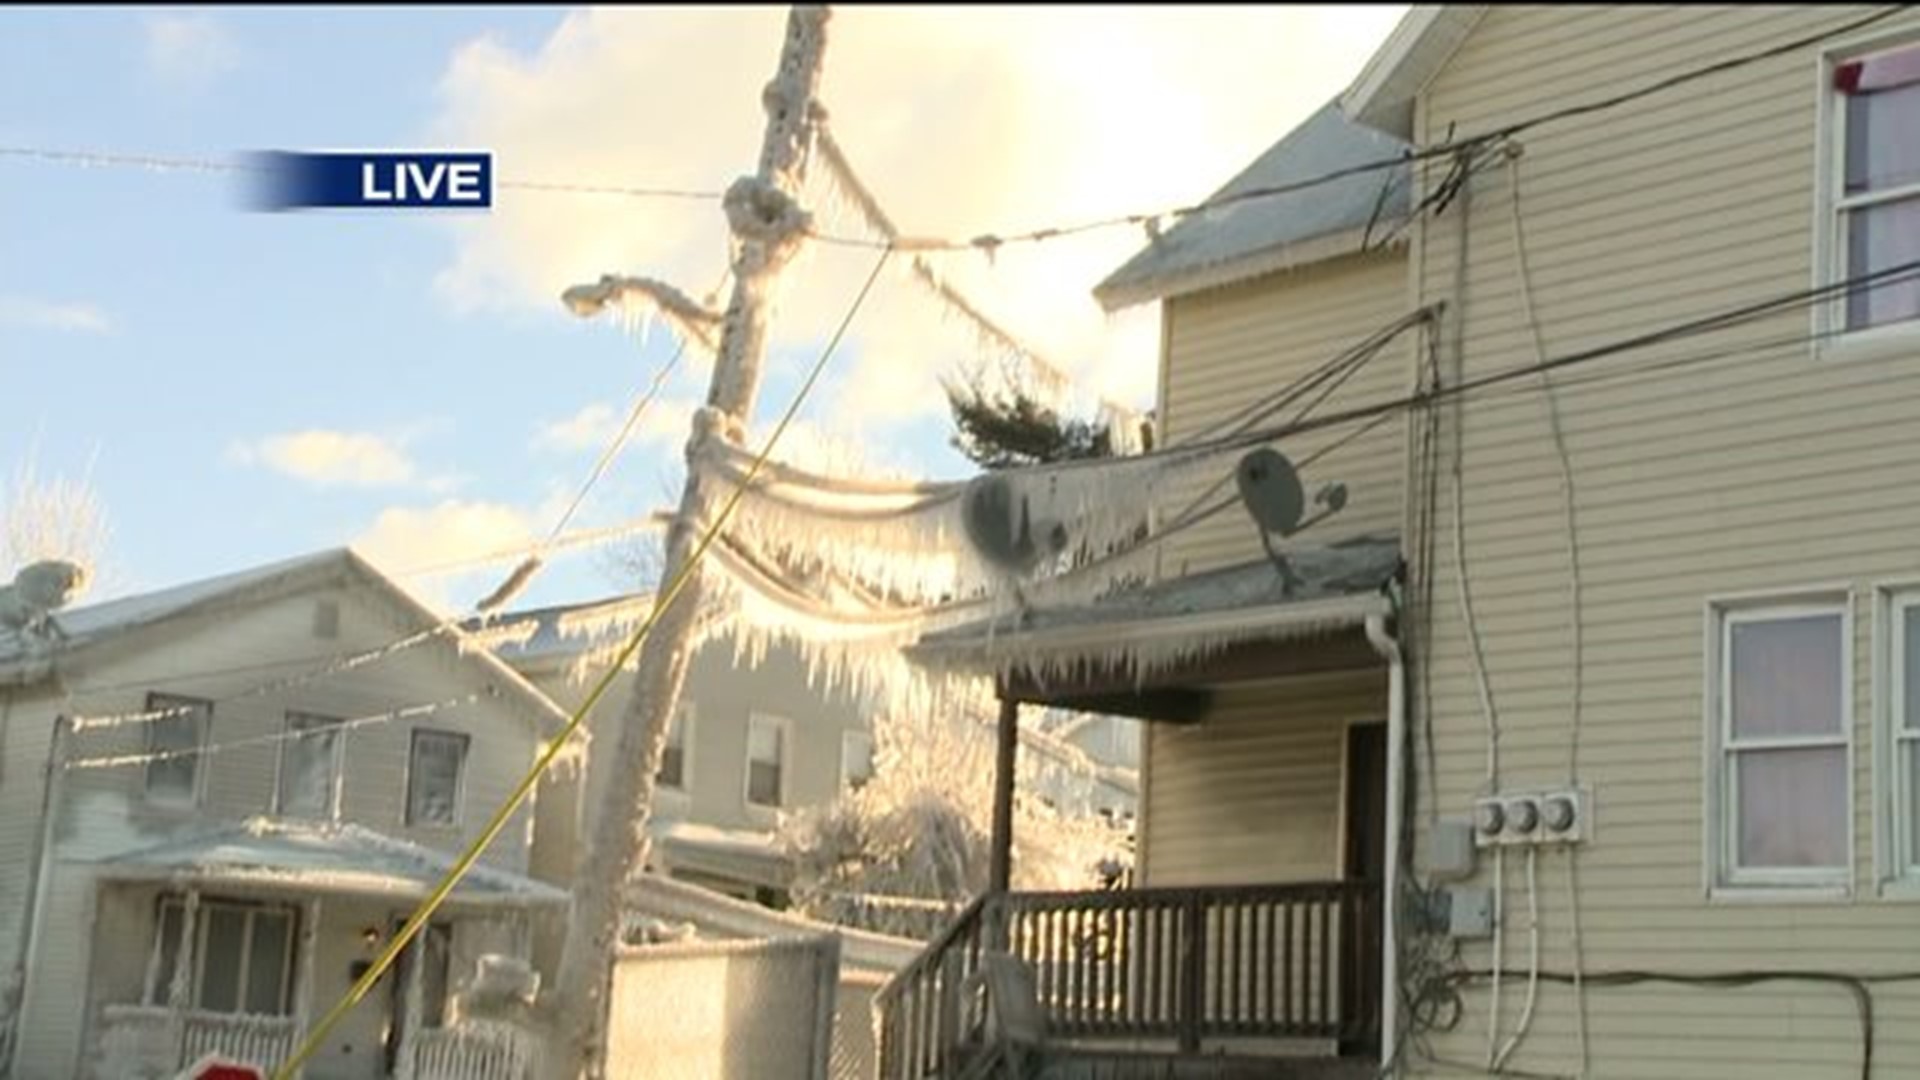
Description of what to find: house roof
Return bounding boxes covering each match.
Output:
[0,547,573,741]
[908,533,1401,686]
[1093,99,1413,312]
[1342,5,1488,138]
[465,591,653,671]
[92,817,569,907]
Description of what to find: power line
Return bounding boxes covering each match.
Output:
[8,7,1899,259]
[64,693,481,771]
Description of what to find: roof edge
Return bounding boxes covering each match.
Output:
[1342,5,1488,138]
[1094,223,1407,313]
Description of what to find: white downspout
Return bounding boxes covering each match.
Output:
[1364,613,1405,1071]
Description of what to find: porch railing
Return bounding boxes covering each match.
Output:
[406,1020,544,1080]
[874,881,1381,1079]
[98,1004,297,1076]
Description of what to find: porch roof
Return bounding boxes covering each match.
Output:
[92,817,570,908]
[906,533,1400,699]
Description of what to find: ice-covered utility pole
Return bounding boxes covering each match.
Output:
[546,7,833,1078]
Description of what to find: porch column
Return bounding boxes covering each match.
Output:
[166,889,200,1068]
[396,928,426,1080]
[290,897,321,1072]
[988,695,1020,896]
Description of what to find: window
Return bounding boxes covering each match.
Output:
[658,706,693,791]
[1887,592,1920,884]
[148,897,296,1016]
[745,714,788,809]
[1708,601,1851,891]
[1826,40,1920,335]
[841,730,875,792]
[275,712,344,819]
[144,694,210,805]
[406,729,469,827]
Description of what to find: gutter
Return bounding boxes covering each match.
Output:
[1364,613,1405,1071]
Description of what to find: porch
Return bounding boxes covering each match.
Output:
[892,537,1405,1078]
[83,818,564,1080]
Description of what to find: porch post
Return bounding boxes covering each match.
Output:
[988,695,1020,897]
[167,888,200,1068]
[396,931,426,1080]
[289,897,321,1074]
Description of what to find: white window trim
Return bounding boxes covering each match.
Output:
[1812,26,1920,361]
[658,704,696,794]
[840,729,875,792]
[744,712,791,811]
[1875,585,1920,896]
[272,711,346,821]
[1701,593,1855,899]
[144,693,211,809]
[405,728,470,829]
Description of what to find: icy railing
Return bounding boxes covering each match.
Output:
[97,1005,294,1077]
[406,1019,544,1080]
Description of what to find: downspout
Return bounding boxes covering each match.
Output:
[1364,614,1405,1071]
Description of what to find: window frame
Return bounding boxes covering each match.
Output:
[273,710,346,821]
[743,712,791,810]
[657,704,695,793]
[405,728,470,829]
[840,729,876,793]
[143,693,212,808]
[1702,593,1855,899]
[147,895,298,1017]
[1814,28,1920,359]
[1876,584,1920,895]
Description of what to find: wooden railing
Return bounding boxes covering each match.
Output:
[874,881,1381,1079]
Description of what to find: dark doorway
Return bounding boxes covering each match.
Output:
[1340,722,1387,1056]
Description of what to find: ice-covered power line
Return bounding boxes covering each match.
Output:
[64,693,482,771]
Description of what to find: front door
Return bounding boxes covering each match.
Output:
[383,920,452,1075]
[1340,722,1387,1054]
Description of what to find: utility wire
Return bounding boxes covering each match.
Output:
[272,246,895,1080]
[64,694,482,771]
[6,8,1901,255]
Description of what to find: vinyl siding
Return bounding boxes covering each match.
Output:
[1142,670,1384,887]
[1157,248,1412,577]
[1408,6,1920,1078]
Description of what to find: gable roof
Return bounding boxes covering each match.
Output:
[1341,4,1488,138]
[1094,99,1413,312]
[0,547,572,740]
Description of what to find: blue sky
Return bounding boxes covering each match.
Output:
[0,6,1403,613]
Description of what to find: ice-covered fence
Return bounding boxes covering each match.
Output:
[605,935,840,1080]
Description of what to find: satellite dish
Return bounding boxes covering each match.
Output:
[1235,448,1306,536]
[961,474,1068,573]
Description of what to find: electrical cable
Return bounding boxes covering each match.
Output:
[270,245,895,1080]
[62,693,482,771]
[1491,847,1542,1072]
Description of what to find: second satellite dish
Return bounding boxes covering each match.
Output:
[961,474,1069,574]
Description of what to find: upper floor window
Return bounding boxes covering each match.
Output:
[406,729,468,827]
[275,712,344,820]
[1885,590,1920,886]
[841,730,875,793]
[1706,600,1851,893]
[145,693,211,806]
[657,706,693,791]
[745,713,789,809]
[1829,41,1920,334]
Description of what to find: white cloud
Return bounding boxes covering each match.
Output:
[532,397,700,457]
[430,7,1406,440]
[352,498,539,575]
[0,295,112,333]
[144,14,243,88]
[230,430,418,489]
